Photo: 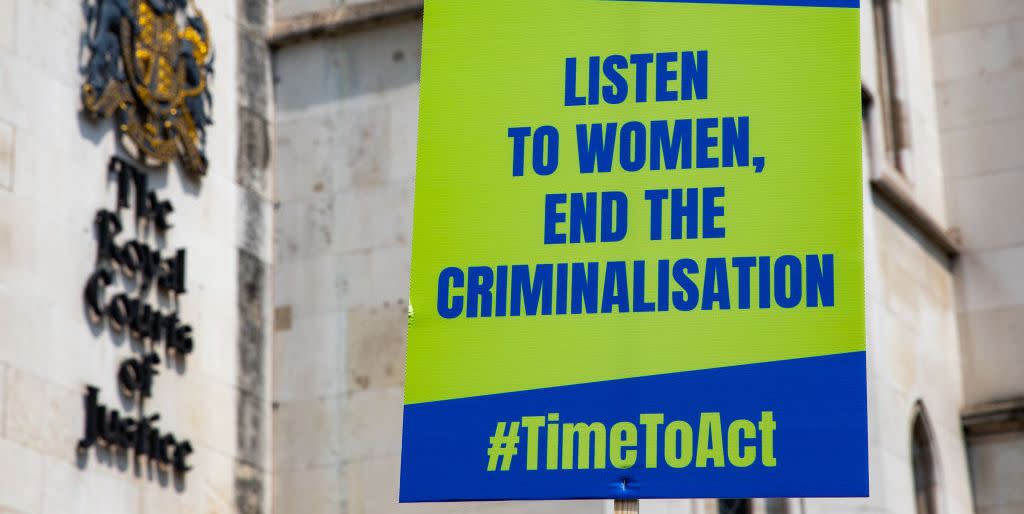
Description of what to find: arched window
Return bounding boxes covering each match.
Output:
[911,408,939,514]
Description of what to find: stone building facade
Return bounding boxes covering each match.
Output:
[0,1,1021,514]
[0,0,275,512]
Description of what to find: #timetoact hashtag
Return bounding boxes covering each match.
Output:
[487,412,777,472]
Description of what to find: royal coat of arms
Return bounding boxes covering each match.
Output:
[82,0,213,176]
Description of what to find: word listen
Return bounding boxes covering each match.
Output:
[564,51,709,106]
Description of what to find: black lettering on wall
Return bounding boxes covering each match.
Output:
[79,156,195,478]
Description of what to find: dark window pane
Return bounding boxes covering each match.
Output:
[765,498,789,514]
[718,499,751,514]
[912,414,938,514]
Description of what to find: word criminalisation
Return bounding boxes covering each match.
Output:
[436,254,834,319]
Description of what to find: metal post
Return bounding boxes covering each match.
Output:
[614,499,639,514]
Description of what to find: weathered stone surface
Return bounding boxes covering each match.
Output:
[935,21,1018,83]
[274,305,293,332]
[0,0,276,512]
[237,247,270,470]
[237,389,266,468]
[930,0,1024,39]
[273,311,347,403]
[273,387,401,470]
[937,69,1024,131]
[0,1,13,54]
[236,10,274,495]
[0,119,12,191]
[959,306,1024,403]
[238,29,272,118]
[957,246,1024,313]
[271,0,424,47]
[345,304,406,391]
[238,107,272,196]
[0,436,43,513]
[3,368,80,463]
[931,1,1024,513]
[275,194,334,261]
[241,0,269,29]
[239,186,273,263]
[17,0,80,87]
[948,169,1024,251]
[273,117,336,202]
[969,434,1024,510]
[272,21,421,114]
[274,0,343,21]
[271,18,422,513]
[942,116,1024,178]
[331,181,413,254]
[235,460,266,514]
[238,250,269,395]
[40,454,139,514]
[273,464,349,514]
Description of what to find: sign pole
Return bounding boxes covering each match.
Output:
[614,499,639,514]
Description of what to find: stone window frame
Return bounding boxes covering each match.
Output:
[864,79,961,257]
[871,0,911,178]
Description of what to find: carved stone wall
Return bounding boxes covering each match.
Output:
[931,1,1024,513]
[0,0,274,512]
